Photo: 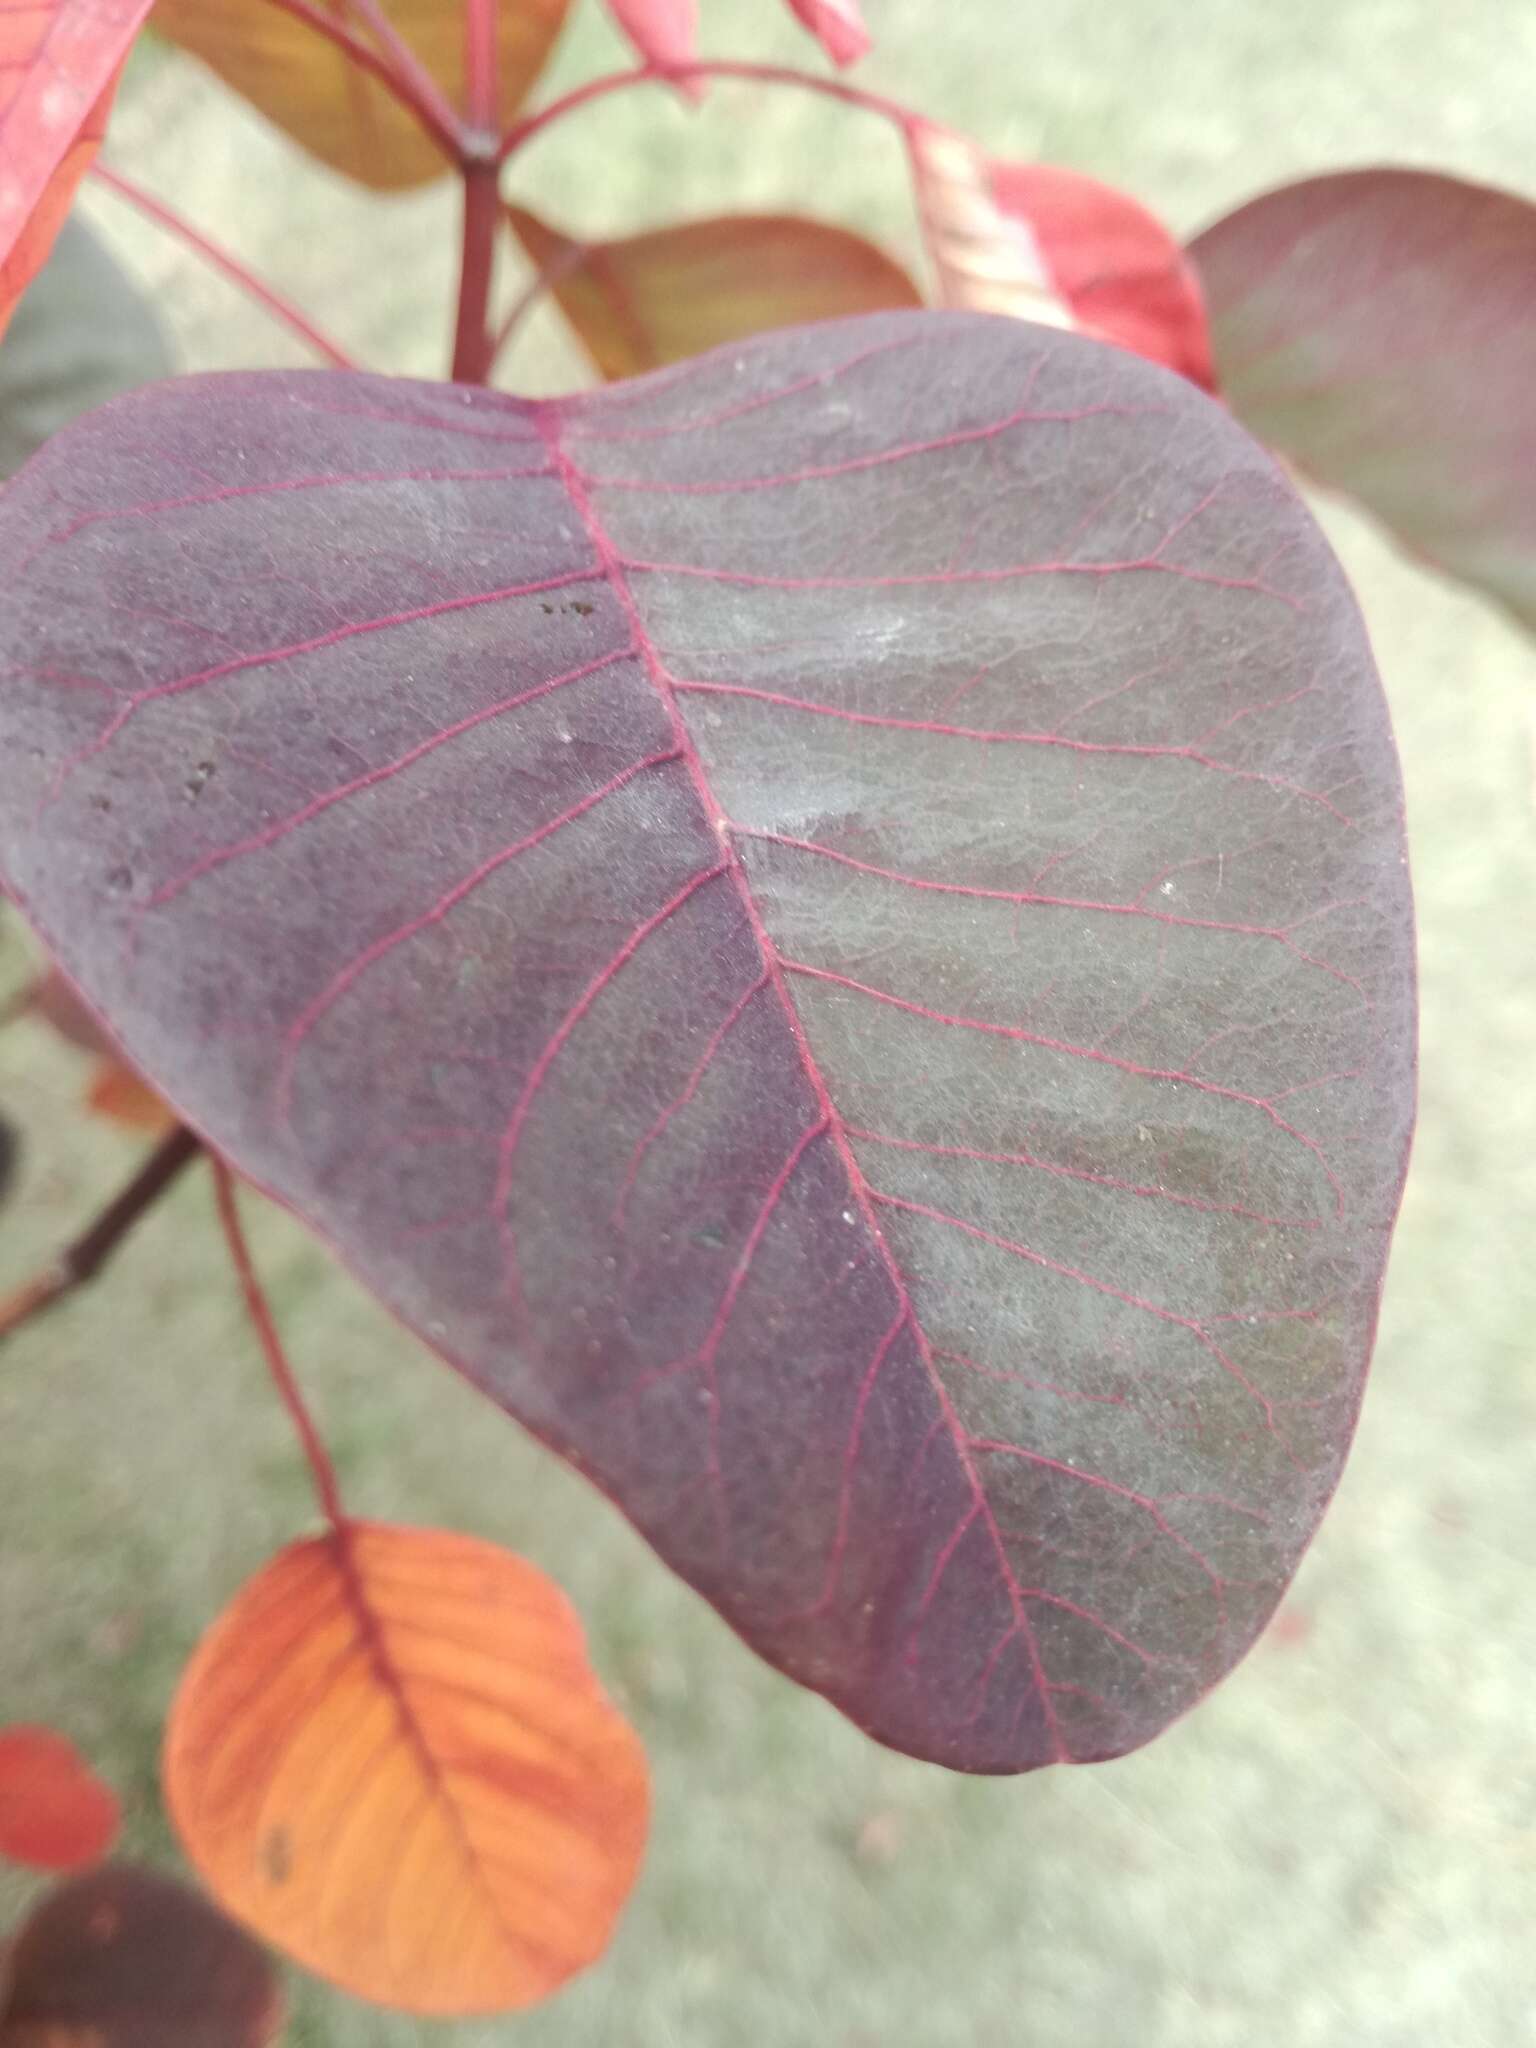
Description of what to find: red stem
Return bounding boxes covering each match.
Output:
[260,0,464,162]
[211,1158,347,1533]
[498,59,923,167]
[450,157,502,384]
[91,165,358,372]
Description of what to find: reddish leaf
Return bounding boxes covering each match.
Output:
[0,1727,119,1874]
[0,312,1416,1772]
[0,0,156,338]
[604,0,696,73]
[784,0,870,66]
[506,203,921,381]
[989,162,1214,389]
[164,1523,648,2014]
[0,1863,283,2046]
[1190,167,1536,630]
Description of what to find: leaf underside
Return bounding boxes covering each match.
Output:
[0,312,1415,1772]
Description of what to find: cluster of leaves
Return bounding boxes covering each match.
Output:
[0,0,1530,2027]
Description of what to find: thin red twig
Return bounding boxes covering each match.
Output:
[450,158,502,383]
[498,59,923,167]
[346,0,467,149]
[210,1158,347,1532]
[260,0,464,161]
[492,235,588,365]
[91,164,358,372]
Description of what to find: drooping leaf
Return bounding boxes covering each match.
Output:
[908,124,1075,326]
[0,0,156,338]
[784,0,870,66]
[0,311,1416,1773]
[988,161,1214,389]
[163,1523,648,2014]
[506,203,921,381]
[603,0,696,73]
[1189,168,1536,630]
[0,1727,119,1873]
[0,1863,283,2047]
[151,0,571,190]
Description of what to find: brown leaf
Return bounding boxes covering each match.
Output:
[0,1863,283,2047]
[506,204,921,381]
[152,0,571,190]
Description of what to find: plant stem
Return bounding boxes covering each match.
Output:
[210,1158,347,1532]
[0,1126,202,1346]
[91,165,358,371]
[450,156,502,383]
[261,0,464,162]
[498,59,922,168]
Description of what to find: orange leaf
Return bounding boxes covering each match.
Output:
[151,0,572,191]
[164,1522,649,2016]
[506,204,922,382]
[0,1,155,339]
[0,1863,284,2047]
[85,1060,176,1136]
[0,1727,119,1874]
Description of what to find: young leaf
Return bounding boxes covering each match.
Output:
[163,1523,648,2014]
[1190,168,1536,630]
[0,0,157,338]
[506,203,921,380]
[0,1727,119,1873]
[151,0,572,190]
[0,311,1416,1774]
[988,162,1214,389]
[0,1863,283,2047]
[784,0,871,67]
[908,124,1075,326]
[604,0,697,74]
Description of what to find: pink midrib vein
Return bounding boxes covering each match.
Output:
[531,399,1072,1763]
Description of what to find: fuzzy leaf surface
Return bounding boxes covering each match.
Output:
[0,311,1415,1771]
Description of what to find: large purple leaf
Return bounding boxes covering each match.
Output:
[0,311,1414,1772]
[1189,168,1536,630]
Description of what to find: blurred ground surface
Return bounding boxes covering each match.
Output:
[2,2,1534,2043]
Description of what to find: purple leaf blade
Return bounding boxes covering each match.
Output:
[1189,167,1536,631]
[0,312,1415,1772]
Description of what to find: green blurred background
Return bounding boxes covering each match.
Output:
[2,1,1533,2041]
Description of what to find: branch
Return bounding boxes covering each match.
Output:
[498,59,922,167]
[211,1158,347,1531]
[91,165,359,372]
[0,1126,202,1346]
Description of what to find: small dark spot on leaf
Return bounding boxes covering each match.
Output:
[690,1222,727,1251]
[183,760,215,801]
[90,793,111,813]
[569,599,595,616]
[260,1825,292,1885]
[540,601,556,614]
[105,865,133,893]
